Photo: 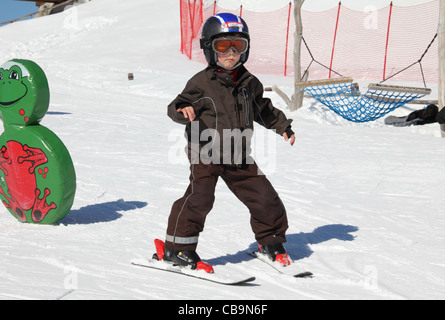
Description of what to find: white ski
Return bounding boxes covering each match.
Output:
[132,259,256,286]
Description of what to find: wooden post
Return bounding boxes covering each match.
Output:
[439,0,445,137]
[270,0,307,112]
[290,0,305,111]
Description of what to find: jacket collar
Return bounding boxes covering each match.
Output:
[207,65,251,88]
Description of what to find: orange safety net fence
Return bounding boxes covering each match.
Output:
[180,0,439,83]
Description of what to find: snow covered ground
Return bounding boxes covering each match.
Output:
[0,0,444,300]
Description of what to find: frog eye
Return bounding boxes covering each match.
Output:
[9,71,19,80]
[0,73,2,80]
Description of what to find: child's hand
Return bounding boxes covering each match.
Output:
[177,106,196,121]
[283,132,295,146]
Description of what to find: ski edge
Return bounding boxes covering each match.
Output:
[131,261,256,286]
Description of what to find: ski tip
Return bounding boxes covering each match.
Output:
[294,271,313,278]
[229,276,256,285]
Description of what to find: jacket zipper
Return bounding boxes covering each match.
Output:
[241,88,250,126]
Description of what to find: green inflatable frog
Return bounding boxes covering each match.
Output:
[0,59,76,224]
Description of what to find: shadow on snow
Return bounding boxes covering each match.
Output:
[206,224,359,266]
[59,199,148,225]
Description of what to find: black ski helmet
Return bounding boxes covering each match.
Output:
[200,13,250,69]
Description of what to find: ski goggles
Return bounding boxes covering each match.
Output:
[212,37,249,55]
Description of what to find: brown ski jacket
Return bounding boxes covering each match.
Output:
[167,66,293,166]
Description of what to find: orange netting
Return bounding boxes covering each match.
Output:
[180,0,203,59]
[180,0,439,83]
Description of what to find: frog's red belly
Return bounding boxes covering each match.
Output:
[1,141,47,210]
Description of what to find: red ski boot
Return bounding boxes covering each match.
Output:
[259,243,292,266]
[153,239,214,273]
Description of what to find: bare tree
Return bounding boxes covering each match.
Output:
[272,0,307,112]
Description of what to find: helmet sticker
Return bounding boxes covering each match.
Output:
[215,14,244,32]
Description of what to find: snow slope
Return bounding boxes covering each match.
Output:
[0,0,445,300]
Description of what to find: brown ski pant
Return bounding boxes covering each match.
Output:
[165,162,288,252]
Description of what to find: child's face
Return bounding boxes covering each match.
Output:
[217,51,241,70]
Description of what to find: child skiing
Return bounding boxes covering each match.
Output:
[157,13,296,273]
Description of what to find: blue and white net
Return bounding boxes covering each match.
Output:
[298,78,431,123]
